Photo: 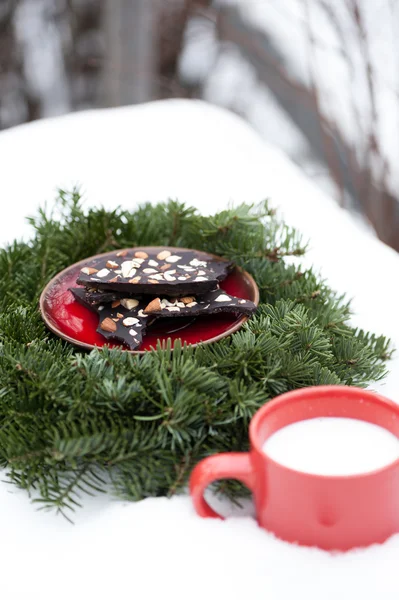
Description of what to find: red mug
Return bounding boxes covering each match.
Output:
[189,385,399,550]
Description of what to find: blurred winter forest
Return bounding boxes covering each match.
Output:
[0,0,398,250]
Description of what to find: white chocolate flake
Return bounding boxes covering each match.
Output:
[194,276,207,282]
[167,255,182,263]
[148,260,158,267]
[143,268,157,274]
[215,294,232,302]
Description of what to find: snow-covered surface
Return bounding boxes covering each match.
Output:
[1,99,399,600]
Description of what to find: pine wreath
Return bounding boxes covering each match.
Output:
[0,190,392,517]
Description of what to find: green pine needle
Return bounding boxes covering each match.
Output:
[0,189,393,517]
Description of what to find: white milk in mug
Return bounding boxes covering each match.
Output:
[262,417,399,475]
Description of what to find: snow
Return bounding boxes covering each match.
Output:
[0,99,399,599]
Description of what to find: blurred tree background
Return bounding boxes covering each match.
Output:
[0,0,209,129]
[0,0,398,251]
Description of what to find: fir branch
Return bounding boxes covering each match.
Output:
[0,190,392,517]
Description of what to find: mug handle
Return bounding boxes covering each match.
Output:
[189,453,255,518]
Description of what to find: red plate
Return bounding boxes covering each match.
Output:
[39,247,259,354]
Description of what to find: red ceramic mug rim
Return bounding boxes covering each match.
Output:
[249,385,399,481]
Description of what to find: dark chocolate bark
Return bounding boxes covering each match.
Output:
[140,290,256,318]
[75,287,129,306]
[71,285,257,350]
[70,288,151,350]
[76,248,232,295]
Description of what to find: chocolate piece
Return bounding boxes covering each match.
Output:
[76,249,232,295]
[70,285,257,351]
[70,288,151,350]
[74,287,130,306]
[142,290,257,318]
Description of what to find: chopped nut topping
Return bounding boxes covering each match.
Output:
[190,258,207,267]
[97,268,110,278]
[157,250,171,260]
[180,296,195,305]
[120,298,139,310]
[167,255,182,263]
[121,261,135,278]
[215,294,231,302]
[123,317,140,327]
[144,298,162,313]
[100,318,117,332]
[81,267,98,275]
[106,260,119,269]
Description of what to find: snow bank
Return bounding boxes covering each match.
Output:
[0,99,399,600]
